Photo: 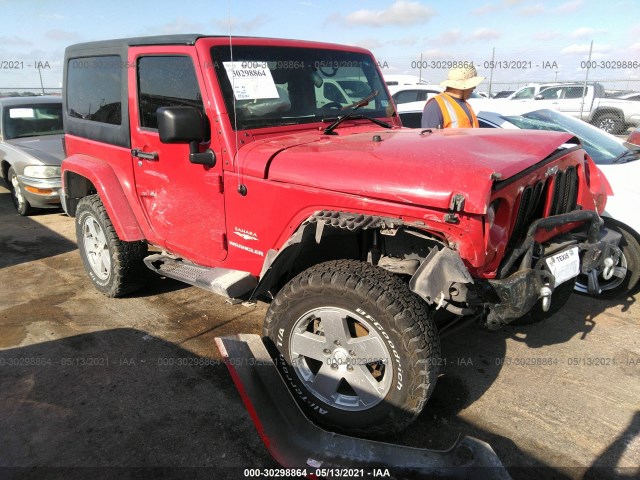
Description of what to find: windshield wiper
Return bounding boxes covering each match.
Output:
[612,149,640,164]
[323,90,391,135]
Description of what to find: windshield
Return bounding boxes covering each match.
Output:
[211,46,391,130]
[3,103,63,139]
[502,109,637,165]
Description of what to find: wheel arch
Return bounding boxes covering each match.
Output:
[591,107,625,124]
[252,210,444,302]
[62,154,144,241]
[1,159,10,182]
[601,214,640,247]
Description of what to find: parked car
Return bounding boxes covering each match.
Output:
[627,127,640,146]
[316,78,372,108]
[0,96,64,215]
[383,74,428,87]
[389,84,482,117]
[507,83,569,100]
[511,82,640,134]
[492,90,514,99]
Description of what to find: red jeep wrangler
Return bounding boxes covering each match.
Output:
[60,34,619,436]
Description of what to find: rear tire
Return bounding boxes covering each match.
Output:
[593,113,624,135]
[75,194,148,297]
[263,259,440,437]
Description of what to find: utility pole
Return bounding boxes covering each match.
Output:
[37,66,45,95]
[488,47,495,96]
[419,53,423,84]
[580,40,593,120]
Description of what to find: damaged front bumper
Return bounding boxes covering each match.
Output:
[410,210,621,329]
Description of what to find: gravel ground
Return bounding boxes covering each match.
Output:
[0,184,638,479]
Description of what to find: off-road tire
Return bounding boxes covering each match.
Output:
[8,167,35,216]
[75,194,148,297]
[593,113,624,135]
[263,259,440,437]
[575,220,640,299]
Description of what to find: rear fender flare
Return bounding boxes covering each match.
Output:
[63,154,144,241]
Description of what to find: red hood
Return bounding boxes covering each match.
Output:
[237,127,576,214]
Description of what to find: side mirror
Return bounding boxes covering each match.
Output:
[534,94,543,100]
[157,106,215,166]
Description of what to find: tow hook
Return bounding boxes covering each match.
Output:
[539,285,553,312]
[601,256,615,280]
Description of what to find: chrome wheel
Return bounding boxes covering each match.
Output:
[10,171,26,210]
[82,216,111,281]
[289,306,392,411]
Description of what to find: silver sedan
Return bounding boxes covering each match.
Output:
[0,96,64,215]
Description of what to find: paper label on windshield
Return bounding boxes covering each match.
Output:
[223,61,279,100]
[9,108,35,118]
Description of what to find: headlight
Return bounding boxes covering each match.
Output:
[22,166,61,178]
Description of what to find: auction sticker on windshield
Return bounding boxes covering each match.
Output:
[223,61,279,100]
[546,247,580,286]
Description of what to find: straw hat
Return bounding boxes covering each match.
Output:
[440,65,485,90]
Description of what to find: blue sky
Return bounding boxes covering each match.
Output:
[1,0,638,93]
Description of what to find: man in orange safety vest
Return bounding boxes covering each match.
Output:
[421,65,484,129]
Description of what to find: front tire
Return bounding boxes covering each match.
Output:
[263,259,440,437]
[75,194,148,297]
[8,167,34,216]
[574,221,640,298]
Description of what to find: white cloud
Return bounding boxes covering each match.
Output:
[534,31,562,41]
[472,3,499,15]
[519,4,545,15]
[570,27,608,38]
[212,15,269,33]
[433,29,463,45]
[356,38,386,50]
[0,36,32,46]
[471,28,501,40]
[553,0,583,13]
[560,43,612,55]
[628,43,640,53]
[45,29,81,41]
[345,1,435,27]
[39,13,64,20]
[153,17,204,35]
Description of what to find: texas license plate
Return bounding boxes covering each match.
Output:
[545,247,580,287]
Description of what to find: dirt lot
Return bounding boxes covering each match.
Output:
[0,184,638,479]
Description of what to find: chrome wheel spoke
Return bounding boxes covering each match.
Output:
[348,365,384,406]
[347,335,388,361]
[611,266,627,279]
[291,331,328,361]
[320,310,351,346]
[311,364,342,399]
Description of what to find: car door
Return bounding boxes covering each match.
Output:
[556,86,589,118]
[129,48,227,265]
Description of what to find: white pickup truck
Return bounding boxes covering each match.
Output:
[521,82,640,134]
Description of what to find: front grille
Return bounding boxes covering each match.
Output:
[550,166,578,215]
[509,166,579,246]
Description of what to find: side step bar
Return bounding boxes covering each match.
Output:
[144,254,257,298]
[215,334,511,480]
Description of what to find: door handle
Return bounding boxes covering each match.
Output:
[131,149,158,161]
